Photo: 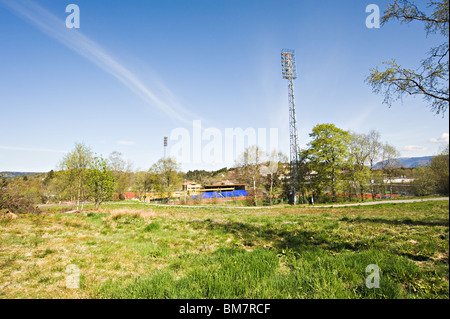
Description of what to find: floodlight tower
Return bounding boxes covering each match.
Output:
[281,49,300,205]
[163,136,168,158]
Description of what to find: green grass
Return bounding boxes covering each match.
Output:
[0,201,448,298]
[144,222,161,232]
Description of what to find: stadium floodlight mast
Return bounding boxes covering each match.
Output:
[281,49,300,205]
[164,136,168,158]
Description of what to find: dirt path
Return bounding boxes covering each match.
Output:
[142,197,449,209]
[38,197,449,210]
[309,197,449,208]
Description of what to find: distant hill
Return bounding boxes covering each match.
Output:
[374,156,433,169]
[0,171,41,178]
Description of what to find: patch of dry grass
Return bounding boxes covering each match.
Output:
[98,208,156,220]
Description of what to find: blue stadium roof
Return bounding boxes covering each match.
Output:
[191,190,248,199]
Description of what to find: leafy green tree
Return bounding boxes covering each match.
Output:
[108,151,133,200]
[430,144,449,194]
[410,144,448,195]
[367,0,449,114]
[44,170,70,203]
[59,142,93,210]
[133,171,153,200]
[86,156,116,209]
[306,123,351,202]
[410,165,436,195]
[349,132,372,200]
[149,157,182,202]
[43,170,55,186]
[366,130,383,200]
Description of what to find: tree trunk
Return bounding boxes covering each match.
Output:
[270,176,274,205]
[253,178,257,206]
[331,182,336,202]
[77,182,80,211]
[389,175,393,199]
[370,169,376,201]
[331,169,337,202]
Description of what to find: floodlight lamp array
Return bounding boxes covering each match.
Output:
[281,49,297,80]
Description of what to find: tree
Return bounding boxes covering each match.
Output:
[133,171,153,201]
[260,150,287,205]
[380,142,400,197]
[306,124,351,202]
[296,150,314,204]
[45,170,70,203]
[410,144,449,195]
[85,156,116,209]
[367,0,449,114]
[410,165,436,195]
[43,170,55,186]
[59,143,93,210]
[108,151,133,200]
[235,145,266,206]
[366,130,383,200]
[150,157,182,202]
[349,132,372,200]
[108,151,126,172]
[430,144,449,194]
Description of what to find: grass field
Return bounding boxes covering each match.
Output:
[0,200,448,299]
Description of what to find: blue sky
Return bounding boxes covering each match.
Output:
[0,0,448,172]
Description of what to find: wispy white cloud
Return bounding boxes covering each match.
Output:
[429,133,449,144]
[0,0,195,124]
[0,145,66,153]
[343,104,376,131]
[402,145,429,152]
[116,140,136,146]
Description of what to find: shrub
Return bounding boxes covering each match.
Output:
[1,196,41,215]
